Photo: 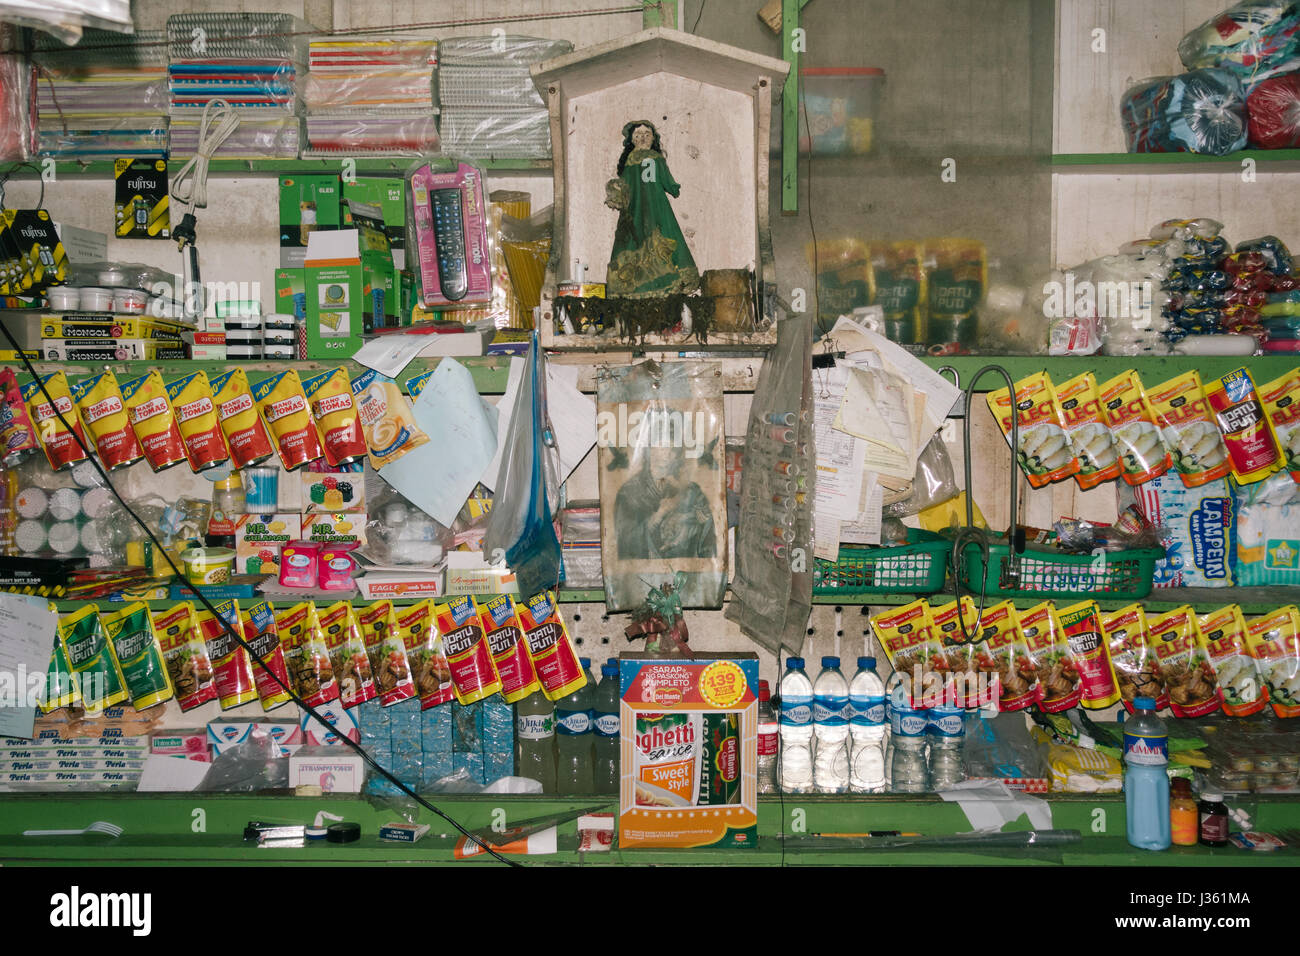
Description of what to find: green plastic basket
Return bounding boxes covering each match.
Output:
[812,530,950,594]
[957,542,1163,601]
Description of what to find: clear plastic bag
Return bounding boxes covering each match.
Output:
[1121,70,1248,155]
[1179,0,1300,89]
[1247,70,1300,147]
[883,433,958,518]
[197,730,289,793]
[168,114,300,160]
[0,48,33,164]
[436,36,573,65]
[303,111,439,156]
[165,12,313,63]
[484,335,562,600]
[362,478,452,567]
[438,107,552,160]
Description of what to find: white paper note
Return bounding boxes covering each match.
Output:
[0,594,57,740]
[813,367,865,522]
[379,358,499,526]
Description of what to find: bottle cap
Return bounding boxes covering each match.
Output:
[1133,696,1156,711]
[858,656,876,669]
[1201,791,1224,802]
[215,473,243,492]
[601,662,618,677]
[822,656,839,667]
[1171,778,1191,794]
[580,657,591,669]
[787,657,804,669]
[758,680,770,701]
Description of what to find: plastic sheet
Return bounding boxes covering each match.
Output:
[883,433,959,518]
[1179,0,1300,91]
[165,12,312,64]
[439,108,552,159]
[1121,70,1248,155]
[303,111,439,156]
[1247,70,1300,147]
[437,36,573,65]
[168,113,300,160]
[0,48,34,163]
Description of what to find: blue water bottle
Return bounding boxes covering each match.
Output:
[1123,696,1171,851]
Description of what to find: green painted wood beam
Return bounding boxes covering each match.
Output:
[643,0,679,28]
[780,0,806,214]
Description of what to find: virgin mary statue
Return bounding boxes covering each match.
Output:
[603,120,700,296]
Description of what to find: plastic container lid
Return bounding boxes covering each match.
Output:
[759,680,770,700]
[1133,696,1157,711]
[858,656,876,669]
[1201,791,1225,802]
[787,657,805,669]
[326,822,361,844]
[822,656,840,667]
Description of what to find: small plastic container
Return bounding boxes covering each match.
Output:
[262,344,294,359]
[227,345,263,360]
[263,313,296,331]
[798,67,885,155]
[46,287,81,311]
[115,288,149,314]
[180,546,236,586]
[224,328,263,347]
[278,540,320,588]
[262,328,296,347]
[97,265,127,287]
[317,545,358,590]
[79,287,114,312]
[223,315,263,331]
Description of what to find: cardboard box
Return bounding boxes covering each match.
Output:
[206,719,303,757]
[378,821,429,843]
[343,197,397,326]
[445,551,517,595]
[114,158,170,240]
[618,653,759,850]
[289,745,365,793]
[301,469,365,514]
[304,229,363,359]
[301,700,360,745]
[234,513,302,576]
[150,730,210,762]
[41,338,186,361]
[343,177,407,268]
[274,268,306,320]
[279,174,342,268]
[301,512,365,547]
[354,568,445,600]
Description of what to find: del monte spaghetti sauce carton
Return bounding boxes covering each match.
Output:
[435,595,501,705]
[620,653,758,850]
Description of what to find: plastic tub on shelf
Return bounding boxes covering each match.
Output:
[798,67,885,156]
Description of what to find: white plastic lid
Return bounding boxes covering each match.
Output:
[1201,791,1225,802]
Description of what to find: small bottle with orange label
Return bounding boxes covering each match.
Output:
[1170,778,1198,846]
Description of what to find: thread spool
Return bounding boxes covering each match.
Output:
[765,412,796,427]
[770,542,788,559]
[774,461,799,476]
[768,426,795,443]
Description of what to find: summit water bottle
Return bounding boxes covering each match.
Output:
[1124,695,1171,851]
[778,658,814,793]
[556,657,595,794]
[848,656,887,793]
[812,656,850,793]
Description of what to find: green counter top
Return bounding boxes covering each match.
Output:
[1,793,1296,866]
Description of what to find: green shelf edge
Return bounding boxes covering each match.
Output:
[1,793,1298,866]
[1053,149,1300,169]
[7,158,552,178]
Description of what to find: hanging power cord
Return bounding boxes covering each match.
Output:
[951,365,1020,642]
[169,98,240,324]
[0,328,522,866]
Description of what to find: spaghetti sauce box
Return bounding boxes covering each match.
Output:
[699,711,741,806]
[478,595,539,703]
[435,596,501,705]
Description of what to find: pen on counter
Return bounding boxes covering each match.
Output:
[805,831,921,838]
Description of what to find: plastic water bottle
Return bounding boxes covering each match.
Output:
[515,689,558,793]
[848,656,887,793]
[592,659,620,794]
[812,656,850,793]
[1124,695,1171,851]
[928,703,966,790]
[556,657,595,794]
[757,680,778,794]
[778,657,814,793]
[887,682,930,792]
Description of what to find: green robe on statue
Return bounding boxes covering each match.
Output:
[606,148,700,296]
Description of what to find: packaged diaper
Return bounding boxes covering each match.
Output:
[1233,471,1300,586]
[1132,472,1236,588]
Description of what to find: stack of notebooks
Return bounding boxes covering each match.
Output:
[166,12,311,160]
[436,36,571,159]
[32,29,168,158]
[302,37,439,156]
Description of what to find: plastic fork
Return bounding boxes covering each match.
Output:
[22,821,122,839]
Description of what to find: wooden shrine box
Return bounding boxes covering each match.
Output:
[531,28,789,350]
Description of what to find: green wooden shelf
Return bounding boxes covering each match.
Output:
[5,158,551,179]
[1053,149,1300,170]
[0,793,1296,866]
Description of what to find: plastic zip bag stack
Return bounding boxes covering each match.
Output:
[437,36,572,159]
[166,12,312,160]
[32,28,168,159]
[302,36,439,157]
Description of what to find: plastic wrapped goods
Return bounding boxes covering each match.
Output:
[1179,1,1300,91]
[1247,71,1300,147]
[1121,70,1248,155]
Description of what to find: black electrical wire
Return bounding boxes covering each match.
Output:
[0,326,522,866]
